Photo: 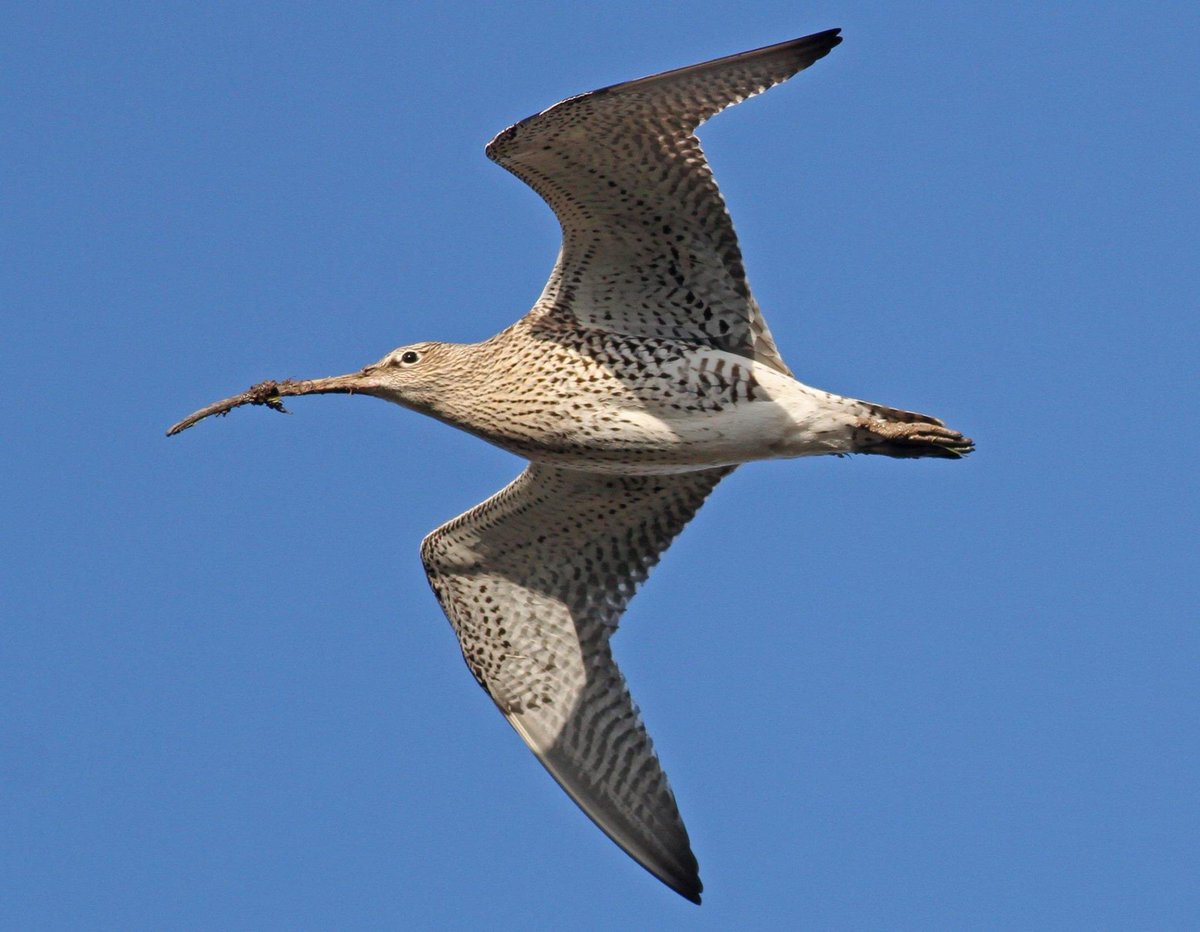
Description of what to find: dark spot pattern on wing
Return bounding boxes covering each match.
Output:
[419,463,733,902]
[486,30,843,379]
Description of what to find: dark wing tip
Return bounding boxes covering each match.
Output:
[756,27,843,68]
[652,852,703,905]
[485,28,844,163]
[677,875,703,905]
[582,26,845,105]
[652,846,702,904]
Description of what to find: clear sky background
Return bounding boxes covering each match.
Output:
[4,3,1197,929]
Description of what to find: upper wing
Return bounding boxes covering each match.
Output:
[487,29,843,376]
[420,463,734,902]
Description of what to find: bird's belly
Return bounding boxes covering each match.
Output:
[481,361,866,475]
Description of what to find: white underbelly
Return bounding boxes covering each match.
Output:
[522,358,866,475]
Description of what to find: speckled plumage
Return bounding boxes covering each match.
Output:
[169,28,974,904]
[421,464,731,901]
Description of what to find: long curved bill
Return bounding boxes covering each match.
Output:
[166,371,379,437]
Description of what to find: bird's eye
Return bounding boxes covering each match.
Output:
[400,351,420,365]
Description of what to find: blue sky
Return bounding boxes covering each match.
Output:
[3,2,1197,928]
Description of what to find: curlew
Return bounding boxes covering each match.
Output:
[169,29,973,903]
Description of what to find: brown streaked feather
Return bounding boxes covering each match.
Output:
[420,463,734,903]
[487,30,843,376]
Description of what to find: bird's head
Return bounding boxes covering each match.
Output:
[356,341,459,413]
[165,340,469,436]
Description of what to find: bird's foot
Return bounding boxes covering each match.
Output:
[853,416,974,459]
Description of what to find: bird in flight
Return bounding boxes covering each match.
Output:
[169,28,972,903]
